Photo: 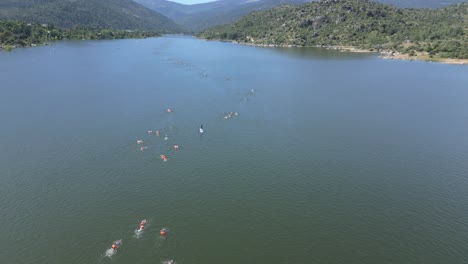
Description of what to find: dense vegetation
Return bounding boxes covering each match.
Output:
[376,0,466,8]
[0,20,160,51]
[0,0,181,32]
[135,0,466,32]
[198,0,468,59]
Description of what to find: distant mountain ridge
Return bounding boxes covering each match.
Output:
[135,0,313,32]
[0,0,182,32]
[135,0,467,32]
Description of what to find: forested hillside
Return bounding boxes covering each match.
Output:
[198,0,468,59]
[0,0,181,32]
[0,20,159,51]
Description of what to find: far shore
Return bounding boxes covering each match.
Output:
[201,38,468,65]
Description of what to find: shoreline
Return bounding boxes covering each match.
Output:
[0,42,48,51]
[203,38,468,65]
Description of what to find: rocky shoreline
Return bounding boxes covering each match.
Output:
[205,39,468,65]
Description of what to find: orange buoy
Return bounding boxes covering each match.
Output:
[111,244,117,249]
[160,228,166,236]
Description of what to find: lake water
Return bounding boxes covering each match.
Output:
[1,36,468,264]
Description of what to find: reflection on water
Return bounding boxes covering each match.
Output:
[272,46,377,60]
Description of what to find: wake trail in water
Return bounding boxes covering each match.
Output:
[104,248,116,258]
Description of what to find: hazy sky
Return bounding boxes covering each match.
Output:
[170,0,217,4]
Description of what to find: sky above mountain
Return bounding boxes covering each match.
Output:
[170,0,215,4]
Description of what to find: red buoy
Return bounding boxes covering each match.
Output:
[160,229,166,236]
[111,244,117,250]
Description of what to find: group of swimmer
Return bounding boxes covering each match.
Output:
[106,219,171,262]
[120,88,256,262]
[135,89,255,160]
[135,108,206,163]
[136,109,177,153]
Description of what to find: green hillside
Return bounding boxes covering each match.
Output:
[197,0,468,60]
[134,0,466,32]
[377,0,466,8]
[0,0,181,32]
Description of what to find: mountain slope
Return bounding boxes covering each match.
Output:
[135,0,467,32]
[197,0,468,59]
[377,0,466,8]
[0,0,182,32]
[136,0,312,32]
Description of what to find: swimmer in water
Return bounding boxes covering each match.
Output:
[147,130,153,135]
[199,125,204,134]
[173,145,179,150]
[139,219,147,231]
[164,134,169,140]
[111,240,122,250]
[160,228,167,236]
[224,112,236,119]
[156,130,160,136]
[160,154,168,162]
[166,108,172,113]
[168,260,174,264]
[137,140,143,145]
[140,146,147,151]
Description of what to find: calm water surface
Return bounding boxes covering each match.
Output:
[1,36,468,264]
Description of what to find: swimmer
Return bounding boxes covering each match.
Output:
[156,130,160,136]
[224,112,234,119]
[173,145,179,150]
[166,108,172,113]
[160,228,167,236]
[168,260,174,264]
[164,134,169,141]
[111,239,122,250]
[147,130,153,135]
[137,140,144,145]
[160,154,168,162]
[139,219,147,231]
[140,146,147,151]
